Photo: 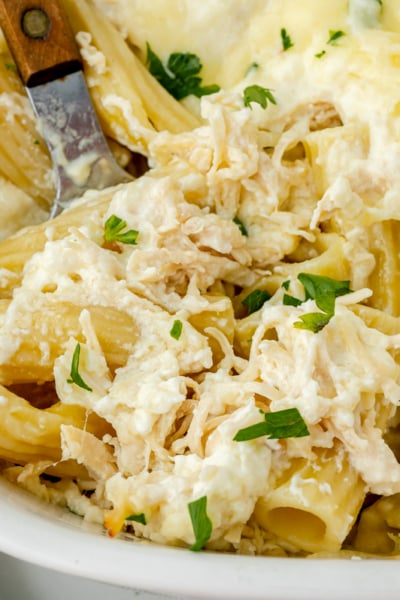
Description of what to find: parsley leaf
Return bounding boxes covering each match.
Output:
[126,513,147,525]
[243,85,277,109]
[315,30,345,59]
[283,293,302,307]
[297,273,351,315]
[285,273,351,332]
[242,289,271,315]
[327,30,346,45]
[104,215,139,245]
[146,43,220,100]
[233,216,248,236]
[188,496,213,551]
[67,343,93,392]
[234,407,309,442]
[280,28,294,51]
[282,274,351,333]
[245,62,259,77]
[170,319,183,340]
[294,312,332,333]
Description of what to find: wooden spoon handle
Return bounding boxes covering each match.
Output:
[0,0,82,87]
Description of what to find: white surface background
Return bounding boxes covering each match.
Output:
[0,553,179,600]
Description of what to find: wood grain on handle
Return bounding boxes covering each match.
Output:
[0,0,82,87]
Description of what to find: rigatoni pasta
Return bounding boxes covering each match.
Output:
[254,446,366,554]
[62,0,199,151]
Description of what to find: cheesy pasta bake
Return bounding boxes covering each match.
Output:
[1,0,400,556]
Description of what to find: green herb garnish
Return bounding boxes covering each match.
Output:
[282,279,303,307]
[242,289,271,315]
[283,293,302,307]
[294,312,332,333]
[233,216,248,236]
[33,139,40,145]
[315,30,345,59]
[284,273,351,333]
[234,407,309,442]
[67,343,93,392]
[104,215,139,245]
[297,273,351,314]
[126,513,147,525]
[245,62,259,77]
[280,28,294,51]
[243,85,277,109]
[4,62,17,71]
[327,30,346,45]
[170,319,183,340]
[188,496,213,551]
[146,43,220,100]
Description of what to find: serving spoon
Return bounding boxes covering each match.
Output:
[0,0,132,217]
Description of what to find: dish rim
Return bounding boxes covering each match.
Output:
[0,476,399,600]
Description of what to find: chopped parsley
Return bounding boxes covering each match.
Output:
[327,30,346,45]
[33,139,40,146]
[294,312,332,333]
[170,319,183,340]
[188,496,213,551]
[234,407,310,442]
[104,215,139,245]
[245,62,260,77]
[315,30,346,59]
[280,28,294,51]
[243,84,277,109]
[146,43,220,100]
[283,273,352,333]
[4,62,17,71]
[298,273,351,314]
[283,293,302,307]
[126,513,147,525]
[233,216,248,236]
[242,289,271,315]
[66,343,93,392]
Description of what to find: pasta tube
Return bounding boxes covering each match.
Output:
[366,221,400,317]
[0,191,112,294]
[0,53,53,206]
[254,446,366,553]
[62,0,199,151]
[0,301,136,385]
[352,494,400,555]
[234,233,351,357]
[188,294,235,365]
[0,384,112,471]
[304,123,369,198]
